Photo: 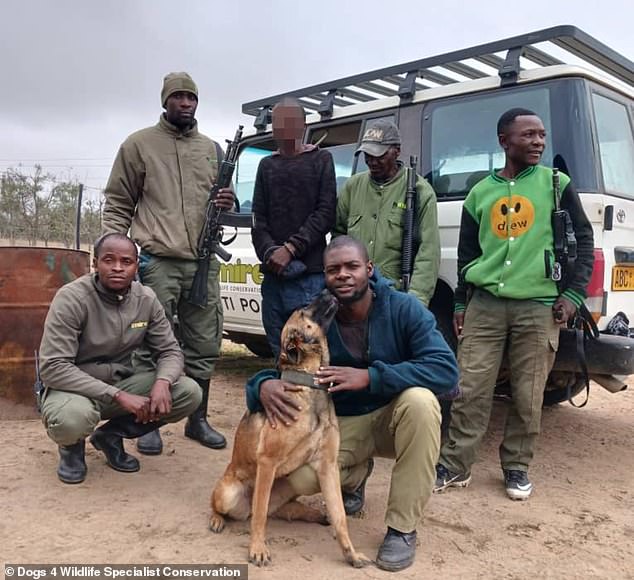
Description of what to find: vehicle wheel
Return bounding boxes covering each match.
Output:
[542,371,586,406]
[244,338,274,359]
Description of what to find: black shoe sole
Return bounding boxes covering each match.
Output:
[136,445,163,456]
[57,473,86,484]
[184,432,227,449]
[376,557,415,572]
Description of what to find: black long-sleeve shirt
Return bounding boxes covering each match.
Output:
[251,148,337,273]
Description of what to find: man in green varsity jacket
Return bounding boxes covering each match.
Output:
[434,108,594,500]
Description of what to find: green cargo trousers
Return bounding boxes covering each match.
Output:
[41,372,202,446]
[138,254,223,380]
[287,387,441,534]
[440,289,559,475]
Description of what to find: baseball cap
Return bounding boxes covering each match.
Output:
[354,119,401,157]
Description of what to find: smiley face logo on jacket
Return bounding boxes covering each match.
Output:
[490,195,535,239]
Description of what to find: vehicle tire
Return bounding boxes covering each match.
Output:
[244,338,274,359]
[542,371,586,406]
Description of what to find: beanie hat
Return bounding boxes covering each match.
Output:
[161,72,198,106]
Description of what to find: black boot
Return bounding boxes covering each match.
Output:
[184,378,226,449]
[90,415,165,472]
[136,429,163,455]
[376,527,417,572]
[343,458,374,515]
[57,440,87,484]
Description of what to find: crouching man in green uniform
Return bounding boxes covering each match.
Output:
[39,233,201,484]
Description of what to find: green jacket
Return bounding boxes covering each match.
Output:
[102,115,220,260]
[39,274,184,402]
[334,166,440,305]
[455,165,594,310]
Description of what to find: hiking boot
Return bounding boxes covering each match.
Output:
[433,463,472,493]
[57,440,87,484]
[342,458,374,515]
[136,429,163,455]
[376,527,417,572]
[504,469,533,501]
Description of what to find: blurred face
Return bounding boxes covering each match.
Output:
[272,104,305,142]
[324,245,373,305]
[499,115,546,168]
[165,91,198,128]
[364,145,400,182]
[93,238,138,293]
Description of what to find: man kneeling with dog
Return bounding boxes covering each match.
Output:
[246,235,459,571]
[39,233,201,484]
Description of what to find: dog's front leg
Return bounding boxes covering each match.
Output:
[315,451,372,568]
[249,460,277,566]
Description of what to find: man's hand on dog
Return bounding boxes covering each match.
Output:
[316,366,370,392]
[260,379,303,428]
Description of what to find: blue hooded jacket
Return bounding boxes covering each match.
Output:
[246,270,459,416]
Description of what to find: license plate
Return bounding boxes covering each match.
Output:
[611,265,634,291]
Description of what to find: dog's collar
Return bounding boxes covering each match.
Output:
[280,369,330,391]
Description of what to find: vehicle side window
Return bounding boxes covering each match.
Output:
[592,93,634,198]
[235,141,276,213]
[426,86,553,199]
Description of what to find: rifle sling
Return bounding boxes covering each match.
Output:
[567,304,598,408]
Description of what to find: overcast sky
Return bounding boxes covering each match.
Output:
[1,0,632,195]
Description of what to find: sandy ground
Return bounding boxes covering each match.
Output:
[1,344,633,580]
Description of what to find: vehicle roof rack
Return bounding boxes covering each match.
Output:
[242,25,634,127]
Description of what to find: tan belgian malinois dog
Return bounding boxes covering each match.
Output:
[209,289,370,568]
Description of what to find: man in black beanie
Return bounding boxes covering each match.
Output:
[102,72,232,454]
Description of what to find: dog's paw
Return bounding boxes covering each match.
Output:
[249,542,271,567]
[347,551,372,568]
[209,513,225,533]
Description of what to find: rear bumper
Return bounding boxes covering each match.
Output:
[553,329,634,375]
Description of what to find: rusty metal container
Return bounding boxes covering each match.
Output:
[0,247,90,419]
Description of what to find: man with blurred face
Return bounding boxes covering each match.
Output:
[251,97,337,359]
[334,119,440,308]
[103,72,232,455]
[39,233,201,484]
[435,108,594,501]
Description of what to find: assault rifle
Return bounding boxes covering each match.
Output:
[189,125,254,308]
[401,155,419,292]
[551,167,577,290]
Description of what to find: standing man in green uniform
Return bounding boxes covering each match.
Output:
[102,72,233,454]
[40,233,201,484]
[334,119,440,306]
